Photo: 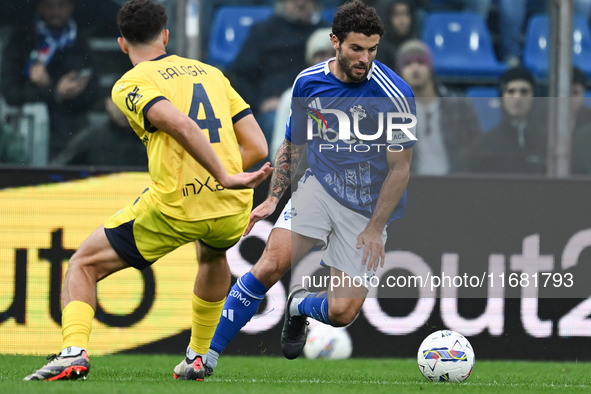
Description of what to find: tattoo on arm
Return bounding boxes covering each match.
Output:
[269,140,304,200]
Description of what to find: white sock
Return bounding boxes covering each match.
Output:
[60,346,85,357]
[289,294,306,317]
[186,345,207,363]
[206,349,219,369]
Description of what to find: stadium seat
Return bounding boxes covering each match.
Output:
[465,86,502,133]
[206,5,273,70]
[421,12,507,82]
[322,7,336,23]
[523,14,591,79]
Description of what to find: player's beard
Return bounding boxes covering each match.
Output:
[337,51,369,82]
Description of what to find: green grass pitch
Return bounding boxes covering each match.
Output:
[1,355,590,393]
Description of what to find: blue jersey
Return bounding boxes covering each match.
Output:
[286,59,416,223]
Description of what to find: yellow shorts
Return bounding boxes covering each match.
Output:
[104,188,252,269]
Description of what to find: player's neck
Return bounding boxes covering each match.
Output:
[129,46,167,66]
[121,30,169,67]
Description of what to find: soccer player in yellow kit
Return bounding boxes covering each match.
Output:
[24,0,271,382]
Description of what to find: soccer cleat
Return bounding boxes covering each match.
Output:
[281,285,309,360]
[23,350,90,381]
[203,363,214,377]
[173,355,206,381]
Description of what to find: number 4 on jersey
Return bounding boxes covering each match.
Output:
[188,83,221,143]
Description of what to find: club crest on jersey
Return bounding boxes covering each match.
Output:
[349,104,367,121]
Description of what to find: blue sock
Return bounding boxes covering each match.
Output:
[297,291,331,325]
[209,272,268,354]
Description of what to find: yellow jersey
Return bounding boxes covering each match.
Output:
[111,54,253,221]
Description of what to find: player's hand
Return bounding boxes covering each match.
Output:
[221,162,272,190]
[356,227,385,272]
[243,197,279,236]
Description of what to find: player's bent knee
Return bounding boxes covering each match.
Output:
[65,255,99,283]
[66,248,124,283]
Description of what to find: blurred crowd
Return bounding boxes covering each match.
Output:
[0,0,590,177]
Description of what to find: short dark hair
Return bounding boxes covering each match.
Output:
[332,0,385,43]
[117,0,167,44]
[499,67,535,94]
[572,66,587,87]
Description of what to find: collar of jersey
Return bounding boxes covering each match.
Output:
[151,53,173,62]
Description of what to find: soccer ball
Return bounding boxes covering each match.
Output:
[303,322,353,360]
[417,330,475,382]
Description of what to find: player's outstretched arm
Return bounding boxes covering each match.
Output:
[146,99,272,189]
[357,148,413,271]
[243,138,305,235]
[233,113,268,170]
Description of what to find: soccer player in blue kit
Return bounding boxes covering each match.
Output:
[199,0,417,374]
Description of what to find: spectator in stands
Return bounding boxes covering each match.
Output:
[413,0,492,32]
[570,67,591,132]
[497,0,545,65]
[271,26,334,159]
[0,0,97,163]
[376,0,417,68]
[396,39,481,175]
[471,67,548,174]
[570,67,591,175]
[51,97,148,169]
[424,0,491,17]
[497,0,591,65]
[228,0,328,162]
[0,0,121,38]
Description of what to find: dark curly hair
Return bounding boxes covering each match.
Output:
[332,0,385,42]
[117,0,167,44]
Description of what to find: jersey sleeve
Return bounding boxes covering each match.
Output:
[387,96,417,149]
[223,75,252,124]
[386,81,417,149]
[111,75,167,133]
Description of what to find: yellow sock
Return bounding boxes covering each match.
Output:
[189,294,225,355]
[61,301,94,351]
